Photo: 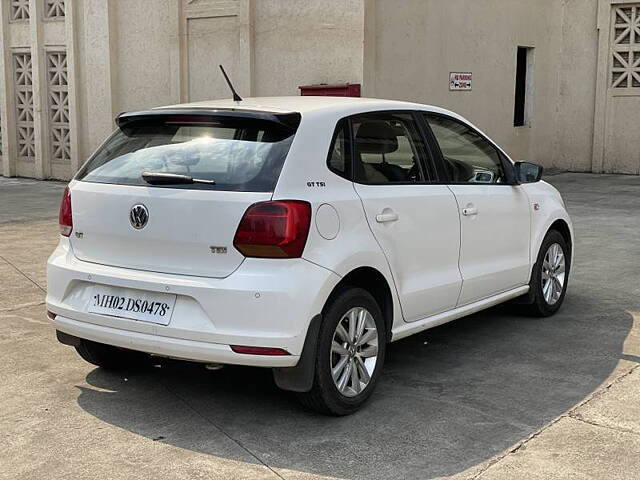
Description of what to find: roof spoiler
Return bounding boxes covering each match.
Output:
[115,109,301,130]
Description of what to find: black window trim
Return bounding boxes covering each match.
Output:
[325,118,353,181]
[325,109,443,186]
[414,112,449,182]
[421,111,518,186]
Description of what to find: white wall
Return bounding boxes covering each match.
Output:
[111,0,179,112]
[252,0,364,96]
[553,0,599,172]
[363,0,599,171]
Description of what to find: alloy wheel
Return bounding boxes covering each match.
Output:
[330,307,379,397]
[541,242,566,305]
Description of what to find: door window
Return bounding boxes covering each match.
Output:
[351,113,430,184]
[425,114,505,184]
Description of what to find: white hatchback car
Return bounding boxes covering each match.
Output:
[47,96,572,415]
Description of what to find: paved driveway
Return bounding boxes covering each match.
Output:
[1,173,639,479]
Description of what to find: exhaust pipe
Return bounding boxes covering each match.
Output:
[204,363,224,371]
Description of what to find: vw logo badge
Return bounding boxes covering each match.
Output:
[130,204,149,230]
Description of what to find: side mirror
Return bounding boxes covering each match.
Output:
[515,162,543,184]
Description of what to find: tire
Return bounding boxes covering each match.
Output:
[297,287,386,416]
[75,339,150,370]
[520,229,570,317]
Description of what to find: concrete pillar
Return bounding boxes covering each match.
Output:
[83,0,116,160]
[362,0,377,98]
[238,0,254,97]
[65,0,81,174]
[29,0,49,179]
[0,1,16,177]
[591,0,611,173]
[169,0,183,104]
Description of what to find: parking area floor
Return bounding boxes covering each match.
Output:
[1,173,639,479]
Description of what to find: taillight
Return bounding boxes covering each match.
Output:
[233,201,311,258]
[59,186,72,237]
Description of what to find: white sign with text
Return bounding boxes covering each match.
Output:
[449,72,472,91]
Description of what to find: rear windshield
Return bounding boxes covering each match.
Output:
[76,115,299,191]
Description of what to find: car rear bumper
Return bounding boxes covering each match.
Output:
[46,238,340,366]
[54,316,299,367]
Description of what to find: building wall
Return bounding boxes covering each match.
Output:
[594,1,640,174]
[111,0,179,113]
[554,0,600,172]
[0,0,637,180]
[252,0,364,96]
[363,0,600,171]
[0,0,364,180]
[0,0,77,180]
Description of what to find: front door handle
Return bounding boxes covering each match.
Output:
[375,211,399,223]
[462,206,478,216]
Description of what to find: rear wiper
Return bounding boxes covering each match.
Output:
[141,171,215,185]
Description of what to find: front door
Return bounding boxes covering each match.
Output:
[351,112,462,322]
[424,113,531,305]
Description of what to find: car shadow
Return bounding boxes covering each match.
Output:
[71,170,640,479]
[76,289,636,479]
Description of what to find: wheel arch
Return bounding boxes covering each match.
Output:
[324,266,394,343]
[549,218,573,255]
[523,216,573,301]
[519,218,572,314]
[273,265,395,393]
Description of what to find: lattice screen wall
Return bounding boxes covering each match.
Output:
[3,0,74,177]
[611,4,640,89]
[13,53,35,162]
[47,51,71,163]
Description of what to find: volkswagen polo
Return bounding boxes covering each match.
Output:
[47,96,572,415]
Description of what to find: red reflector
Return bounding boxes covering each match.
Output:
[46,310,57,320]
[58,186,73,237]
[231,345,290,356]
[233,201,311,258]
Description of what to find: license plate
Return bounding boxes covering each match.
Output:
[88,286,177,325]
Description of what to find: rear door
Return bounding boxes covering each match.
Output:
[423,113,531,305]
[351,112,462,322]
[70,112,299,278]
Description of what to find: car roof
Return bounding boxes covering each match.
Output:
[155,96,452,117]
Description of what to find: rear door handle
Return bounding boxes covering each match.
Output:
[462,207,478,216]
[375,212,399,223]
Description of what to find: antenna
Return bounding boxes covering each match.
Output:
[219,65,242,102]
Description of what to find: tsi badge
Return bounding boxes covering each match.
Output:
[130,204,149,230]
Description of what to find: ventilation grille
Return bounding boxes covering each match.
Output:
[47,51,71,164]
[14,52,35,162]
[10,0,30,22]
[611,5,640,88]
[45,0,66,20]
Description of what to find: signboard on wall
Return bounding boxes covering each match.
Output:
[449,72,472,91]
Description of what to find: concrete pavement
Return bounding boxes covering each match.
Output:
[0,177,64,224]
[0,173,639,479]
